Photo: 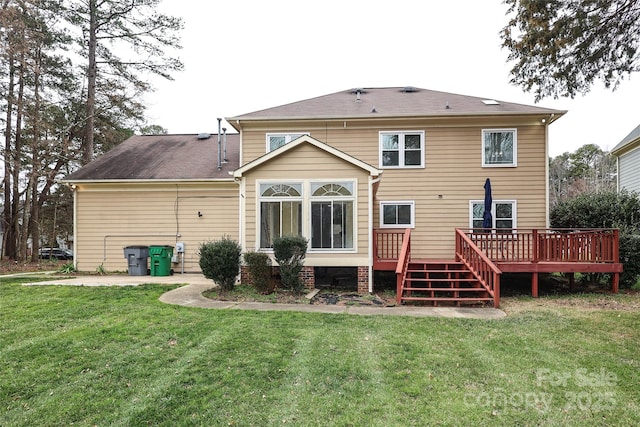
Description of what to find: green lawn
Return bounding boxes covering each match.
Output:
[1,277,638,426]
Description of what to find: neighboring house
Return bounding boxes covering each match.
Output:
[63,87,623,306]
[611,124,640,193]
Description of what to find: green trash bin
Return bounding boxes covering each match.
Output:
[149,245,174,276]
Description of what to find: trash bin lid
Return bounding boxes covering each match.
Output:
[125,245,149,249]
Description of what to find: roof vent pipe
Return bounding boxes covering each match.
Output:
[217,118,222,170]
[222,127,228,163]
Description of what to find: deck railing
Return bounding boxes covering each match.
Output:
[373,229,407,268]
[459,228,620,264]
[394,229,411,305]
[455,229,501,307]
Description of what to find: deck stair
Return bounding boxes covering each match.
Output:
[400,260,493,306]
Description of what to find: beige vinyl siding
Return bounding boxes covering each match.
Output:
[74,182,238,273]
[240,116,548,259]
[242,143,371,266]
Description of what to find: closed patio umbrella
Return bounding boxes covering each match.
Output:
[483,178,493,229]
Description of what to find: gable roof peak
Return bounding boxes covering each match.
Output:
[227,86,565,124]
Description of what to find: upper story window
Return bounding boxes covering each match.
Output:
[482,129,517,167]
[379,131,425,168]
[380,201,415,228]
[266,133,309,152]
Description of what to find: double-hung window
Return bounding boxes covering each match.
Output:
[379,131,424,168]
[266,133,309,152]
[380,201,415,228]
[470,200,516,233]
[259,183,303,248]
[310,182,354,250]
[482,129,517,167]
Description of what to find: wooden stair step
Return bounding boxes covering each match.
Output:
[397,257,495,307]
[401,297,494,302]
[405,277,476,282]
[406,272,471,276]
[403,287,485,292]
[408,266,465,270]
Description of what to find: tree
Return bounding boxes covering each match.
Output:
[548,144,616,208]
[139,124,167,135]
[502,0,640,100]
[1,0,180,261]
[64,0,183,163]
[1,0,74,260]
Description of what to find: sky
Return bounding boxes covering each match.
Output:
[145,0,639,157]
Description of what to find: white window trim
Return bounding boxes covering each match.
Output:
[256,181,304,250]
[379,130,425,169]
[469,200,517,232]
[266,132,310,152]
[308,180,358,253]
[379,200,415,228]
[481,128,517,168]
[255,179,358,253]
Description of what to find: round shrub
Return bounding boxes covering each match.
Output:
[199,237,242,291]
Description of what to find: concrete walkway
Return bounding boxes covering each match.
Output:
[18,273,506,319]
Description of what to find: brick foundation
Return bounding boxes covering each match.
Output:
[299,266,315,289]
[243,265,315,290]
[240,265,251,285]
[357,266,369,294]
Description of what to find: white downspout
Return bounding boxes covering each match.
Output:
[368,174,383,293]
[72,185,78,270]
[238,178,245,251]
[544,117,550,228]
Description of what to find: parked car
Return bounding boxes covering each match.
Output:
[39,248,74,260]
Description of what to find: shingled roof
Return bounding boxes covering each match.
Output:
[611,124,640,154]
[227,87,565,124]
[63,134,239,181]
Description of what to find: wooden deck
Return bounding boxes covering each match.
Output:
[374,228,623,307]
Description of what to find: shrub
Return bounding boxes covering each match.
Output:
[58,263,76,274]
[551,190,640,287]
[272,235,308,293]
[550,190,640,229]
[199,237,242,291]
[243,251,275,294]
[619,234,640,288]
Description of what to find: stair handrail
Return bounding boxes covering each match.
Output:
[395,228,411,305]
[455,228,502,308]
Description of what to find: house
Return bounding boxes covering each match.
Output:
[611,124,640,193]
[63,87,623,307]
[62,132,241,274]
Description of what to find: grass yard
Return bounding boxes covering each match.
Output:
[1,277,638,426]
